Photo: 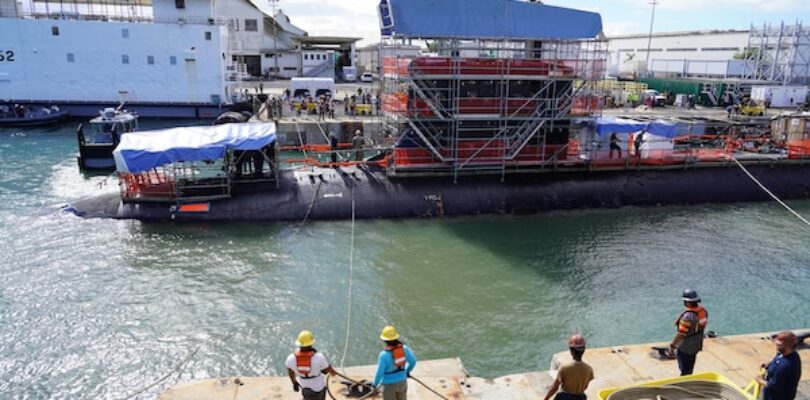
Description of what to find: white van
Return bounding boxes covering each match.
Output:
[290,77,335,99]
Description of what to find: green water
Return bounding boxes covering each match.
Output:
[2,122,809,398]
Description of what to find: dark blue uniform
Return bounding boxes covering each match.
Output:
[764,351,801,400]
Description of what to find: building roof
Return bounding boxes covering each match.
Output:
[379,0,603,40]
[296,36,362,45]
[608,29,750,41]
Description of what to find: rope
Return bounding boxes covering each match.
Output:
[117,343,203,400]
[288,180,322,241]
[409,376,450,400]
[339,185,357,371]
[732,157,810,228]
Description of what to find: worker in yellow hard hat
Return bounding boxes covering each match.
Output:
[543,334,594,400]
[285,330,336,400]
[372,325,417,400]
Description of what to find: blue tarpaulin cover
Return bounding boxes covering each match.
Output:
[113,123,277,173]
[379,0,602,40]
[597,118,678,138]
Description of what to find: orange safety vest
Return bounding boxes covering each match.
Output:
[295,350,316,377]
[675,305,708,335]
[385,344,407,370]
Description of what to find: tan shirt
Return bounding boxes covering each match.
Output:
[558,360,594,394]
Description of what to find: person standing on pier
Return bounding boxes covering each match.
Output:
[286,330,336,400]
[329,131,339,164]
[756,331,802,400]
[543,334,594,400]
[609,132,622,159]
[667,289,708,376]
[353,130,365,162]
[373,325,417,400]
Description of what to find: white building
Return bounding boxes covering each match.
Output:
[607,29,750,78]
[607,23,810,85]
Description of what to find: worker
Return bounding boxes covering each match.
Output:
[373,325,417,400]
[352,130,365,162]
[328,131,338,164]
[285,330,336,400]
[609,132,622,159]
[756,331,802,400]
[543,334,594,400]
[634,131,645,161]
[667,289,708,376]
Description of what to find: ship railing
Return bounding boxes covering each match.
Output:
[13,11,224,26]
[119,161,233,203]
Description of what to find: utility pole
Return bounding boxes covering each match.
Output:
[270,0,279,80]
[645,0,659,70]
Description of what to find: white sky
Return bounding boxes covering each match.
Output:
[273,0,809,45]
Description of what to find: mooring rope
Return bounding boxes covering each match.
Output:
[732,157,810,228]
[117,343,203,400]
[339,184,357,371]
[287,180,322,242]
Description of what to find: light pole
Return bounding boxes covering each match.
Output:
[270,0,279,80]
[645,0,659,70]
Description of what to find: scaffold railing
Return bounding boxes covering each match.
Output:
[380,35,607,179]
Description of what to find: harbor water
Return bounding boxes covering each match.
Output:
[2,122,810,399]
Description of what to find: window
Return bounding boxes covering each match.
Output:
[51,26,59,36]
[701,47,740,52]
[122,54,129,64]
[204,31,212,41]
[244,19,258,31]
[304,54,309,60]
[229,19,239,31]
[66,53,74,63]
[283,67,297,71]
[147,55,154,65]
[667,48,697,52]
[170,56,177,65]
[122,28,129,38]
[175,0,185,9]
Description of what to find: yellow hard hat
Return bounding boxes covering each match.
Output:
[380,325,400,341]
[296,330,315,347]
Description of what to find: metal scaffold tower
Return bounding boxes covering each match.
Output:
[378,0,607,181]
[744,21,810,85]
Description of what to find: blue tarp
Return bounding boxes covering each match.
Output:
[597,118,678,139]
[380,0,602,40]
[113,123,276,173]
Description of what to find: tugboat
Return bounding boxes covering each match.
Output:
[0,103,69,127]
[77,106,138,171]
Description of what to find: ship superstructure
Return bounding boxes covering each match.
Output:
[379,0,607,181]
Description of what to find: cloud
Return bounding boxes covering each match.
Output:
[277,0,380,44]
[616,0,810,12]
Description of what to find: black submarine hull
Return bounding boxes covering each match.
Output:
[67,163,810,222]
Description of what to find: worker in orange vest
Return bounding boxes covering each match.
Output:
[286,330,336,400]
[373,325,417,400]
[668,289,709,375]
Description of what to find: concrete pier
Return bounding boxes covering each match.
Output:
[159,330,810,399]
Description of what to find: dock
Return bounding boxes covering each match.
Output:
[160,330,810,399]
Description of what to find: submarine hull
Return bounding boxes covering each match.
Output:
[67,163,810,222]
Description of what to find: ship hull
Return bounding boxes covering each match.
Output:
[66,162,810,222]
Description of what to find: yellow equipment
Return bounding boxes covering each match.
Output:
[380,325,400,341]
[740,104,766,116]
[296,330,315,347]
[355,104,373,116]
[598,372,755,400]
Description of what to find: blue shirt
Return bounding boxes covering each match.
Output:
[764,351,801,400]
[372,345,417,386]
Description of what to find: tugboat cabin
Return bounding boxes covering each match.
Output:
[112,123,278,205]
[78,108,139,170]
